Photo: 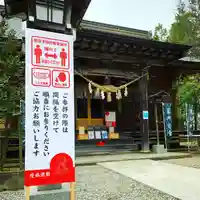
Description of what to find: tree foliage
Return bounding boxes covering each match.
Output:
[152,23,169,42]
[177,75,200,107]
[0,19,24,118]
[168,3,194,45]
[152,0,200,128]
[153,1,194,45]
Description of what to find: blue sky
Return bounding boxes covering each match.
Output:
[84,0,188,31]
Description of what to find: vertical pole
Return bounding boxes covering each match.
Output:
[154,103,160,145]
[25,186,30,200]
[18,119,23,170]
[0,137,3,171]
[18,101,23,170]
[88,91,92,126]
[186,103,190,151]
[139,73,149,152]
[70,182,75,200]
[162,103,168,151]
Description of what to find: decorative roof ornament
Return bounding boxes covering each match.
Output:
[107,92,112,102]
[75,70,149,102]
[88,82,93,94]
[124,87,128,97]
[95,87,100,97]
[101,91,105,100]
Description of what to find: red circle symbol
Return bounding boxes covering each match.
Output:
[105,112,110,116]
[50,153,73,176]
[55,72,66,83]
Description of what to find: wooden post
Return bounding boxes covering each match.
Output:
[25,186,30,200]
[139,73,149,152]
[87,92,92,126]
[154,103,160,145]
[18,114,23,170]
[70,182,75,200]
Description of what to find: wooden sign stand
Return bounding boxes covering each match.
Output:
[70,182,76,200]
[25,186,30,200]
[25,182,75,200]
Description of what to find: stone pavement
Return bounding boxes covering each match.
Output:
[99,159,200,200]
[76,152,191,165]
[163,155,200,169]
[0,165,179,200]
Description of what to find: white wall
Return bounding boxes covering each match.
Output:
[7,17,24,39]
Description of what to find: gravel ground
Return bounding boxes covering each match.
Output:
[163,155,200,169]
[0,165,179,200]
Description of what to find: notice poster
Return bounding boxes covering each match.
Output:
[105,111,116,127]
[25,28,75,187]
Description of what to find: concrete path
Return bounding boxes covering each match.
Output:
[76,152,190,165]
[99,159,200,200]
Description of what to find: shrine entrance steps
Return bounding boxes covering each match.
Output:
[75,143,138,157]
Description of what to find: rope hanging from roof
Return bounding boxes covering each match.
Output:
[75,70,149,102]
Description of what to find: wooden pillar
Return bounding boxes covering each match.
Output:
[139,73,150,152]
[87,91,92,126]
[171,88,178,130]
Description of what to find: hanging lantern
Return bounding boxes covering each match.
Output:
[88,82,93,94]
[124,87,128,97]
[95,87,100,97]
[107,92,112,102]
[101,91,105,99]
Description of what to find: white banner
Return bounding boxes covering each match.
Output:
[25,28,75,186]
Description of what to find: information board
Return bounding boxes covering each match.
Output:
[25,28,75,187]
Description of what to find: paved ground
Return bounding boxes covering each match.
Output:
[0,165,178,200]
[76,152,190,165]
[163,155,200,169]
[99,159,200,200]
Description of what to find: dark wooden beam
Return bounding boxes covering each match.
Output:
[75,49,141,63]
[75,67,139,79]
[74,50,171,65]
[75,37,180,62]
[90,40,100,50]
[80,40,90,49]
[109,42,120,53]
[100,40,109,52]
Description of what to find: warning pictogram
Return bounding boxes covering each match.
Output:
[35,45,42,64]
[31,68,51,87]
[52,70,70,88]
[31,36,70,69]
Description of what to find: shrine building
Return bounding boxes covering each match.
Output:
[0,11,200,154]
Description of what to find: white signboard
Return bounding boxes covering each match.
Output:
[25,28,75,187]
[105,111,116,127]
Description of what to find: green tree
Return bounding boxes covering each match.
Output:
[177,75,200,129]
[0,19,24,120]
[153,1,194,45]
[0,19,24,170]
[177,75,200,107]
[168,3,194,45]
[152,23,169,42]
[174,0,200,129]
[152,0,200,130]
[187,0,200,57]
